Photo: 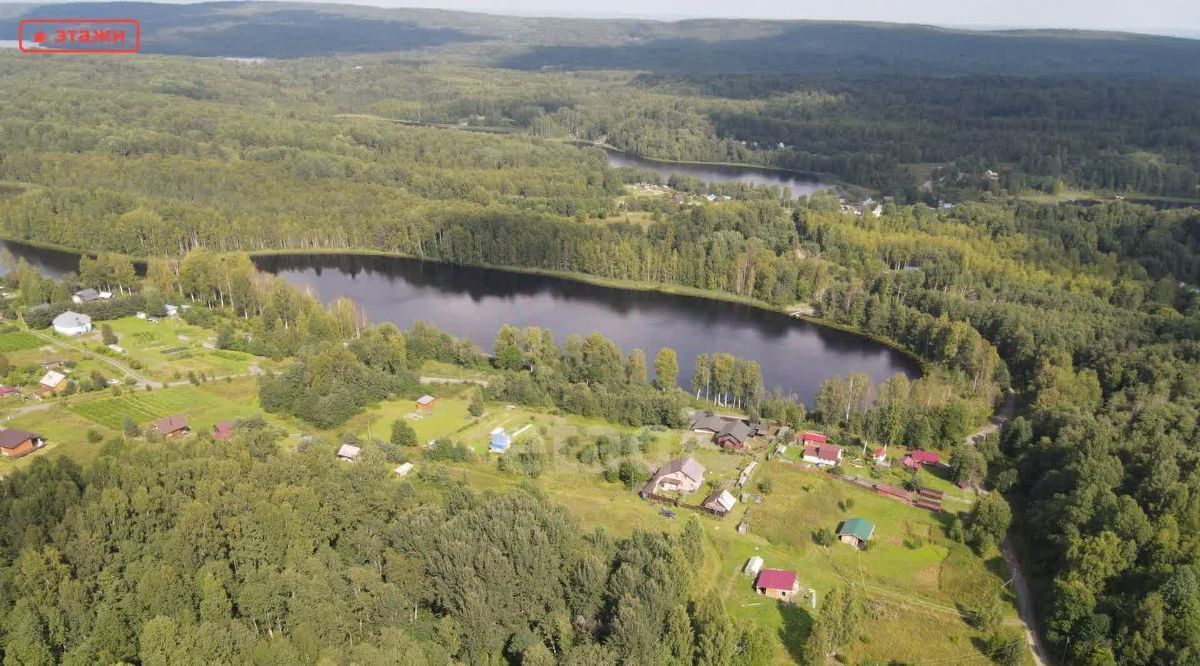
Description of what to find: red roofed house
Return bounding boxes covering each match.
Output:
[0,428,44,458]
[901,455,919,470]
[802,444,843,467]
[800,431,827,445]
[755,569,801,600]
[152,415,190,439]
[911,450,941,466]
[0,386,19,398]
[212,421,235,441]
[873,447,887,463]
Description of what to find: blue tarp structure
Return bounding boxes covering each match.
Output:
[489,429,511,452]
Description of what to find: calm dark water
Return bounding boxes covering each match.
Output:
[0,240,83,278]
[606,151,835,197]
[255,254,917,404]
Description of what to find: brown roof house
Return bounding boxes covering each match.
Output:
[702,489,738,517]
[416,395,437,411]
[802,443,843,467]
[715,420,753,450]
[152,415,190,439]
[642,456,706,497]
[0,429,44,458]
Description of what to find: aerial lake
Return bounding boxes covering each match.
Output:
[254,253,918,404]
[0,239,917,403]
[605,150,836,197]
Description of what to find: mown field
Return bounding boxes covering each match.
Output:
[67,384,257,432]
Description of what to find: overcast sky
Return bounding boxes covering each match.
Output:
[302,0,1200,35]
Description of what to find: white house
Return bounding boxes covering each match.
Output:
[802,443,843,467]
[52,311,92,336]
[336,444,361,462]
[394,462,414,478]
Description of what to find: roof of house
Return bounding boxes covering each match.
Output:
[800,431,827,444]
[337,443,361,459]
[153,415,188,434]
[39,371,66,388]
[0,386,19,396]
[656,456,705,483]
[803,444,842,462]
[689,410,727,432]
[416,395,436,405]
[490,431,511,449]
[395,462,414,476]
[213,420,235,439]
[0,428,39,449]
[74,288,99,301]
[756,568,798,591]
[873,448,887,458]
[704,489,737,513]
[911,450,941,465]
[717,419,752,443]
[52,311,91,328]
[838,518,876,542]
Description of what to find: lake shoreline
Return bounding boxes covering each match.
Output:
[0,235,928,377]
[248,247,929,375]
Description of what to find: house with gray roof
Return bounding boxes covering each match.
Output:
[715,419,753,450]
[52,311,92,336]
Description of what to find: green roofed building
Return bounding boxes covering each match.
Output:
[838,518,876,549]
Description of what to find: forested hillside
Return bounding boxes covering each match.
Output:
[9,1,1200,79]
[0,440,770,664]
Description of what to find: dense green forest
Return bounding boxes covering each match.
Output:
[0,14,1199,665]
[3,44,1199,206]
[0,439,776,664]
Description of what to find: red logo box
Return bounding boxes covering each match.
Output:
[18,18,141,54]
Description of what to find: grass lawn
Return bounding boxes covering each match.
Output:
[0,331,44,353]
[66,384,256,432]
[0,408,109,472]
[714,461,1017,663]
[103,317,267,380]
[347,396,476,445]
